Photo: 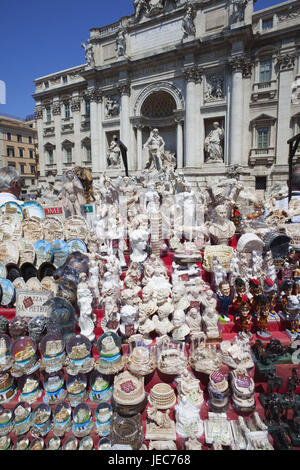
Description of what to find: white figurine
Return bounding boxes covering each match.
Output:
[77,273,95,342]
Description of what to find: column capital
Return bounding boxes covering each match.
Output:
[34,105,43,119]
[228,55,253,78]
[276,52,296,71]
[86,87,103,103]
[183,64,202,83]
[118,80,131,96]
[52,102,61,116]
[70,98,81,112]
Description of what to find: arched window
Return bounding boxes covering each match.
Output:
[141,91,176,118]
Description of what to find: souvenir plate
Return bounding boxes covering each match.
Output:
[34,240,53,268]
[22,217,44,244]
[0,202,23,221]
[67,239,87,254]
[64,216,88,242]
[0,241,19,265]
[22,201,45,220]
[0,278,15,307]
[25,277,42,291]
[52,240,69,268]
[42,216,64,244]
[17,240,35,266]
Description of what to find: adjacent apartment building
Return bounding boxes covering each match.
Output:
[0,114,39,192]
[33,0,300,193]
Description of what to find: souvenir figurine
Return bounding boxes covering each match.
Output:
[72,403,94,438]
[152,288,174,336]
[202,304,221,341]
[31,404,52,438]
[217,281,232,323]
[172,282,190,313]
[52,402,72,436]
[171,309,190,342]
[236,296,253,340]
[156,335,188,376]
[256,294,272,341]
[175,397,203,439]
[119,304,139,340]
[186,308,202,335]
[208,204,236,245]
[207,371,230,412]
[65,334,95,376]
[230,369,255,414]
[126,335,156,377]
[0,406,13,437]
[145,403,176,441]
[189,332,222,375]
[232,277,248,316]
[42,371,67,405]
[262,278,279,321]
[279,279,294,316]
[248,278,262,318]
[77,273,95,342]
[285,295,300,340]
[129,228,149,264]
[175,368,204,408]
[220,335,254,370]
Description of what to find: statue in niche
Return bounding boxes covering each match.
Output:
[115,28,127,57]
[232,0,248,23]
[105,96,120,118]
[204,122,224,163]
[144,128,165,172]
[205,75,225,102]
[81,41,95,67]
[181,5,196,41]
[107,135,121,168]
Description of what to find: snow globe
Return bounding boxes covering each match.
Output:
[31,403,52,437]
[72,403,94,438]
[79,436,94,450]
[43,370,67,405]
[0,405,13,436]
[52,401,72,437]
[66,334,95,375]
[40,333,66,373]
[0,335,12,373]
[95,332,124,375]
[63,436,78,451]
[29,437,45,450]
[95,402,113,437]
[12,402,32,436]
[11,336,40,378]
[18,372,42,404]
[13,436,30,450]
[46,436,61,451]
[66,373,88,407]
[0,372,17,404]
[89,370,112,403]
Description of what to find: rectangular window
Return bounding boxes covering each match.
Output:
[7,132,11,141]
[20,164,25,174]
[255,176,267,190]
[262,18,273,30]
[64,103,70,119]
[19,148,24,158]
[8,161,16,167]
[44,81,49,89]
[62,76,68,84]
[86,147,92,162]
[66,148,72,163]
[17,134,22,142]
[260,59,272,83]
[48,149,54,165]
[85,99,90,116]
[46,107,51,123]
[257,127,270,149]
[28,136,32,144]
[7,147,14,157]
[30,165,35,174]
[29,150,34,159]
[31,178,35,185]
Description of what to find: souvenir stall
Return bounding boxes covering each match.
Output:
[0,166,300,451]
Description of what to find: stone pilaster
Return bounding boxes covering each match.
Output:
[118,80,131,169]
[71,96,82,166]
[86,86,102,175]
[183,64,202,168]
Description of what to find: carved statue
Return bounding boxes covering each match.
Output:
[61,169,86,218]
[81,41,95,67]
[105,97,120,118]
[181,5,196,41]
[232,0,248,23]
[144,128,165,172]
[205,122,224,163]
[107,136,121,168]
[115,28,127,57]
[208,204,236,245]
[77,272,95,342]
[133,0,151,22]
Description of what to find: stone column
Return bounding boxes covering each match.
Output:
[118,80,132,169]
[71,96,82,166]
[87,87,101,175]
[228,55,252,166]
[136,124,144,171]
[276,52,296,165]
[183,65,201,168]
[97,94,105,172]
[34,105,45,179]
[175,117,184,169]
[52,99,63,177]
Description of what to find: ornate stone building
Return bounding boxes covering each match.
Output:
[33,0,300,192]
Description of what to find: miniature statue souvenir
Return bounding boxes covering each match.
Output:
[66,374,88,408]
[175,397,203,439]
[12,402,32,436]
[42,370,67,405]
[10,336,40,378]
[186,308,202,335]
[119,304,139,339]
[62,169,86,218]
[77,273,95,342]
[171,309,190,342]
[156,335,188,376]
[172,282,190,313]
[95,332,124,375]
[285,295,300,340]
[18,372,42,404]
[236,296,253,340]
[232,277,248,316]
[175,368,204,408]
[0,335,12,373]
[148,383,177,410]
[31,404,52,438]
[220,336,254,370]
[202,300,221,341]
[189,332,222,375]
[53,401,72,436]
[0,405,13,436]
[126,335,156,376]
[129,228,149,264]
[208,205,236,245]
[89,370,112,403]
[111,370,147,417]
[207,371,230,413]
[217,280,232,323]
[145,403,176,441]
[152,288,174,336]
[110,412,144,450]
[262,278,279,321]
[279,279,294,316]
[72,403,94,438]
[65,334,95,376]
[256,294,272,340]
[230,369,255,414]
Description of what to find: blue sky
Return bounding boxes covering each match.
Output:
[0,0,285,119]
